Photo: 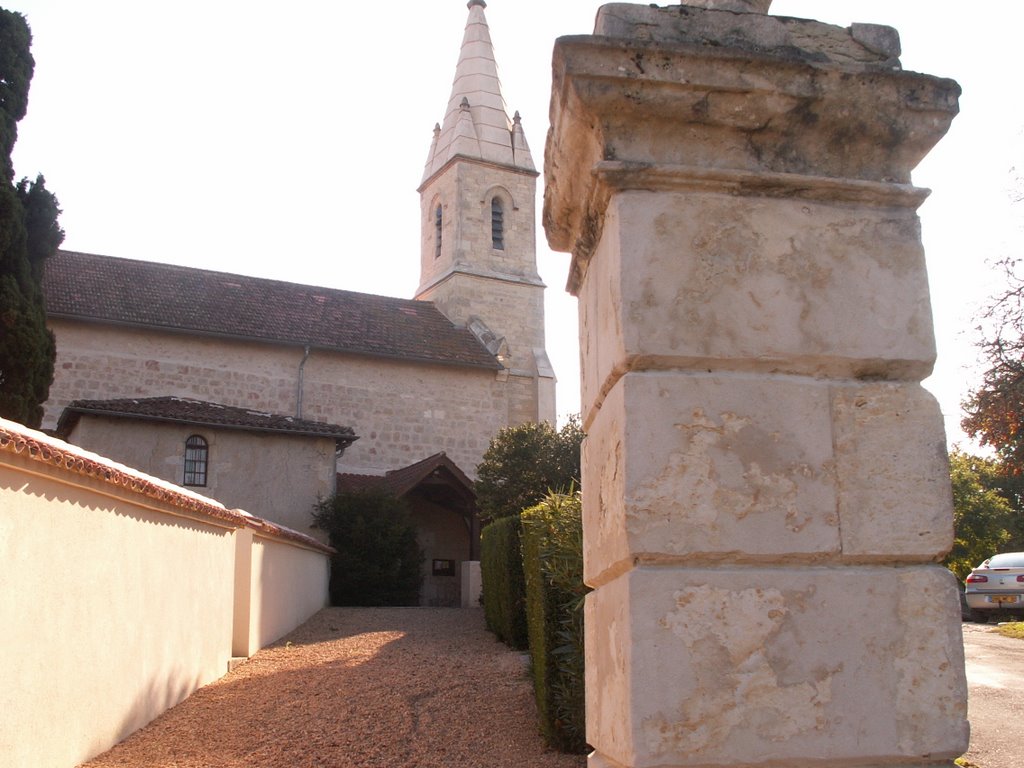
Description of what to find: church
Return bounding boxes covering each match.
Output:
[38,0,554,606]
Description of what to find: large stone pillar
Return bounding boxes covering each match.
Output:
[543,4,967,768]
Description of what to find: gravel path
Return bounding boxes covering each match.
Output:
[80,608,587,768]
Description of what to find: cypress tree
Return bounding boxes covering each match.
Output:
[0,9,63,428]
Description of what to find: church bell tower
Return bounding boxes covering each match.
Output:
[416,0,555,425]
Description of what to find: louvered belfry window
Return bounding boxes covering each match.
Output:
[183,435,209,487]
[491,197,504,250]
[435,205,443,259]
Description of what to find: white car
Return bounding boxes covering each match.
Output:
[964,552,1024,622]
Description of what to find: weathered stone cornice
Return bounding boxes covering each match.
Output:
[544,11,960,279]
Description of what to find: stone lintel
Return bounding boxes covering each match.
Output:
[543,20,959,272]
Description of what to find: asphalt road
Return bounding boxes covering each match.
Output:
[961,621,1024,768]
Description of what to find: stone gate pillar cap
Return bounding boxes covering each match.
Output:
[682,0,772,11]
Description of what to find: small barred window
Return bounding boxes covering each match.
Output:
[183,435,209,487]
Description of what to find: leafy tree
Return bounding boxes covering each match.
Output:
[312,489,423,606]
[945,450,1018,580]
[0,10,63,428]
[475,416,584,522]
[961,322,1024,474]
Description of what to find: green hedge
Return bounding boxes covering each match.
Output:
[521,492,588,754]
[480,515,528,649]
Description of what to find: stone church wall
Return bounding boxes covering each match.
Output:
[418,274,548,374]
[298,350,509,475]
[45,319,508,477]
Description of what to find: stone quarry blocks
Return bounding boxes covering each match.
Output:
[578,190,937,413]
[585,565,969,768]
[583,373,954,584]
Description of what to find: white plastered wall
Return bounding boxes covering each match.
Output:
[0,452,236,768]
[0,420,331,768]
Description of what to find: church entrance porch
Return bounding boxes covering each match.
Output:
[337,452,480,608]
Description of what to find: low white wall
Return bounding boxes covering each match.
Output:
[0,419,331,768]
[234,527,331,656]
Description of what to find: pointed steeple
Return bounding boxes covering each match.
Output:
[421,0,535,184]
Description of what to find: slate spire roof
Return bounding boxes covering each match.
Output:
[43,251,501,370]
[421,0,535,184]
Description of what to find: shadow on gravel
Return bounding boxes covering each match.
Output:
[80,608,584,768]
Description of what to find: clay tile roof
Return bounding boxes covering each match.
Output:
[56,396,358,446]
[43,251,501,370]
[337,452,475,499]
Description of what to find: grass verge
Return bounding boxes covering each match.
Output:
[994,621,1024,639]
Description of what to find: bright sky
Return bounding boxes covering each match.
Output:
[6,1,1023,447]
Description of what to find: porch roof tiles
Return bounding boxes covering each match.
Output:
[337,452,475,499]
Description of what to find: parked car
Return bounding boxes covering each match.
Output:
[963,551,1024,622]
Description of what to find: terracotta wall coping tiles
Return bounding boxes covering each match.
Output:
[0,417,332,555]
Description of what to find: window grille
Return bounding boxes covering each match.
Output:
[491,197,504,250]
[183,435,209,487]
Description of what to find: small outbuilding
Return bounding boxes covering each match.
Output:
[57,396,357,539]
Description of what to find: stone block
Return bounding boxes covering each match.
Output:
[832,382,954,559]
[578,192,936,414]
[583,373,956,583]
[582,372,840,585]
[585,566,968,768]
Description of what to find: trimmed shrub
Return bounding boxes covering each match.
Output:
[480,515,528,649]
[521,491,589,753]
[312,489,423,606]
